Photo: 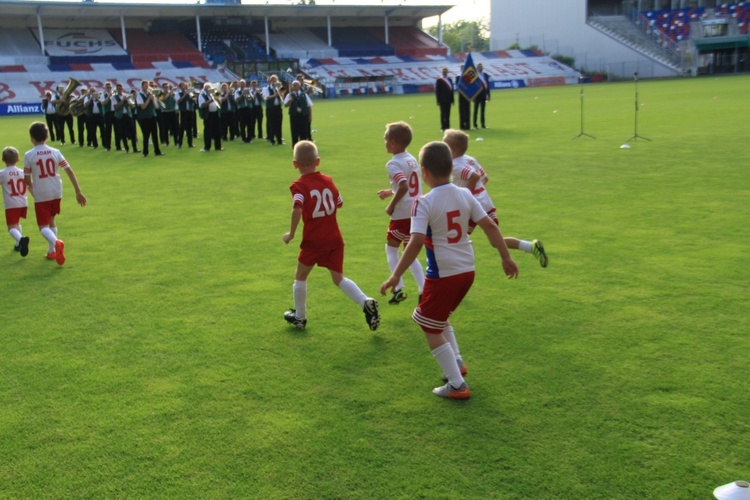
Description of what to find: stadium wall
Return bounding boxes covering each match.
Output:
[490,0,681,78]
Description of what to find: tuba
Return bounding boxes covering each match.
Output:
[55,77,82,115]
[69,97,86,117]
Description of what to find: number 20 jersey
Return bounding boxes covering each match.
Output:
[290,171,344,251]
[411,183,487,279]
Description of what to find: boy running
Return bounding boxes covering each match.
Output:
[283,140,380,331]
[377,122,426,305]
[1,147,30,256]
[23,122,87,265]
[381,141,519,399]
[443,129,548,267]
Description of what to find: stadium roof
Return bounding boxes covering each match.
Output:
[0,1,453,24]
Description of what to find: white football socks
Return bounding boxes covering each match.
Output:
[518,240,532,253]
[293,280,307,320]
[409,258,425,294]
[40,227,57,253]
[9,228,21,244]
[442,324,462,363]
[338,277,367,308]
[432,342,464,388]
[385,244,404,290]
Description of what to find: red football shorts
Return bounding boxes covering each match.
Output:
[387,218,411,246]
[468,208,497,235]
[34,199,61,227]
[412,271,475,334]
[298,245,344,274]
[5,207,27,226]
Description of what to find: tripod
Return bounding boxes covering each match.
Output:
[572,76,595,140]
[625,72,650,143]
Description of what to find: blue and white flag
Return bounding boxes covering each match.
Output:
[457,52,483,101]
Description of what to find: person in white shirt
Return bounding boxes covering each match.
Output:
[381,141,518,400]
[262,75,284,145]
[41,92,57,143]
[283,80,313,147]
[23,122,86,265]
[198,82,222,152]
[84,86,103,149]
[443,129,548,268]
[0,147,30,256]
[377,121,425,305]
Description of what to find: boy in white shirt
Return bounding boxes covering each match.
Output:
[377,122,426,305]
[1,147,30,257]
[443,129,548,268]
[23,122,87,265]
[381,141,519,400]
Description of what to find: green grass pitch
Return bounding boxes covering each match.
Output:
[1,74,748,498]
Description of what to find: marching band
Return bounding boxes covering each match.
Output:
[42,74,319,156]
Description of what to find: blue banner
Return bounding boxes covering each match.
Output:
[492,80,527,90]
[457,53,483,101]
[0,104,42,116]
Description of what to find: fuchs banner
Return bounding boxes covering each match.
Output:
[35,29,129,57]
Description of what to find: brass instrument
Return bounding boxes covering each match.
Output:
[303,78,323,94]
[273,81,288,100]
[151,89,167,110]
[55,77,82,115]
[69,97,86,117]
[209,84,223,107]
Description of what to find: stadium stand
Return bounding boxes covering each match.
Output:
[0,29,53,67]
[269,28,338,60]
[187,29,274,63]
[640,2,750,41]
[309,27,395,58]
[366,26,447,57]
[304,50,578,97]
[111,29,209,68]
[718,2,750,34]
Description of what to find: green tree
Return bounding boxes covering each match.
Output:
[425,20,489,54]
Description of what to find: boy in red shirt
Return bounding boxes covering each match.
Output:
[283,140,380,331]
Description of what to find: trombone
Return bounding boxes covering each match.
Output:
[274,81,288,100]
[302,79,323,95]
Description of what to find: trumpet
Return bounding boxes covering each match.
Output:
[56,77,82,115]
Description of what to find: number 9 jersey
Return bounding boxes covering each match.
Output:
[290,171,344,251]
[386,152,421,221]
